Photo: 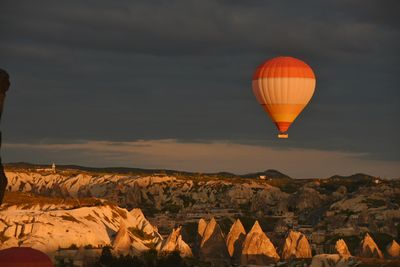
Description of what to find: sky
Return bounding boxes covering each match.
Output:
[1,0,399,178]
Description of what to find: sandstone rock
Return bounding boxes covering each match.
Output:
[241,220,279,265]
[289,187,324,211]
[273,218,289,234]
[281,230,312,260]
[335,239,351,258]
[113,222,132,255]
[358,233,383,259]
[159,226,193,257]
[198,218,208,239]
[226,218,246,259]
[310,254,354,267]
[0,205,160,254]
[130,208,161,242]
[386,240,400,258]
[199,217,229,260]
[227,184,254,205]
[251,186,289,215]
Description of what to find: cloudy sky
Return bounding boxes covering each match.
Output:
[1,0,399,178]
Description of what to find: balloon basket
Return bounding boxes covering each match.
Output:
[278,133,288,139]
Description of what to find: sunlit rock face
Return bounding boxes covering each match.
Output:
[199,217,229,260]
[335,239,351,258]
[197,218,208,240]
[0,204,162,255]
[281,230,312,260]
[5,171,293,216]
[159,226,193,258]
[386,240,400,259]
[241,220,280,265]
[113,222,133,255]
[358,233,383,259]
[226,218,246,260]
[309,254,354,267]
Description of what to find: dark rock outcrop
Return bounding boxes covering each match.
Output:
[199,217,229,260]
[0,68,10,204]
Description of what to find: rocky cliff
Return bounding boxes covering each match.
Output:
[0,201,161,254]
[5,169,400,241]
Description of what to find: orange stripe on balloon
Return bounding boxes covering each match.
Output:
[253,56,315,79]
[265,104,305,114]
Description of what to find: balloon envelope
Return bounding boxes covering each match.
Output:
[252,56,316,137]
[0,247,54,267]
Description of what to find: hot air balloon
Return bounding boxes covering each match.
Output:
[0,247,54,267]
[252,56,316,138]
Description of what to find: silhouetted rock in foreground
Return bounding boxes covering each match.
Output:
[0,68,10,204]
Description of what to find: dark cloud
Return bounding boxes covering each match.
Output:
[0,0,399,167]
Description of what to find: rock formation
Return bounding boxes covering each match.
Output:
[358,233,383,259]
[113,222,132,255]
[386,240,400,259]
[251,186,289,215]
[130,208,162,243]
[335,239,351,258]
[309,254,355,267]
[226,218,246,259]
[0,204,160,254]
[0,68,10,204]
[198,218,208,240]
[159,226,193,257]
[289,187,324,212]
[199,217,229,260]
[241,220,280,265]
[281,230,312,260]
[274,218,289,234]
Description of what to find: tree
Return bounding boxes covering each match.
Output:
[99,246,113,266]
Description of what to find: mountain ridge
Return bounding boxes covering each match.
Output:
[4,162,389,180]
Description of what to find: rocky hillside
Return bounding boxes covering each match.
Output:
[0,192,162,253]
[2,166,400,266]
[4,168,400,234]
